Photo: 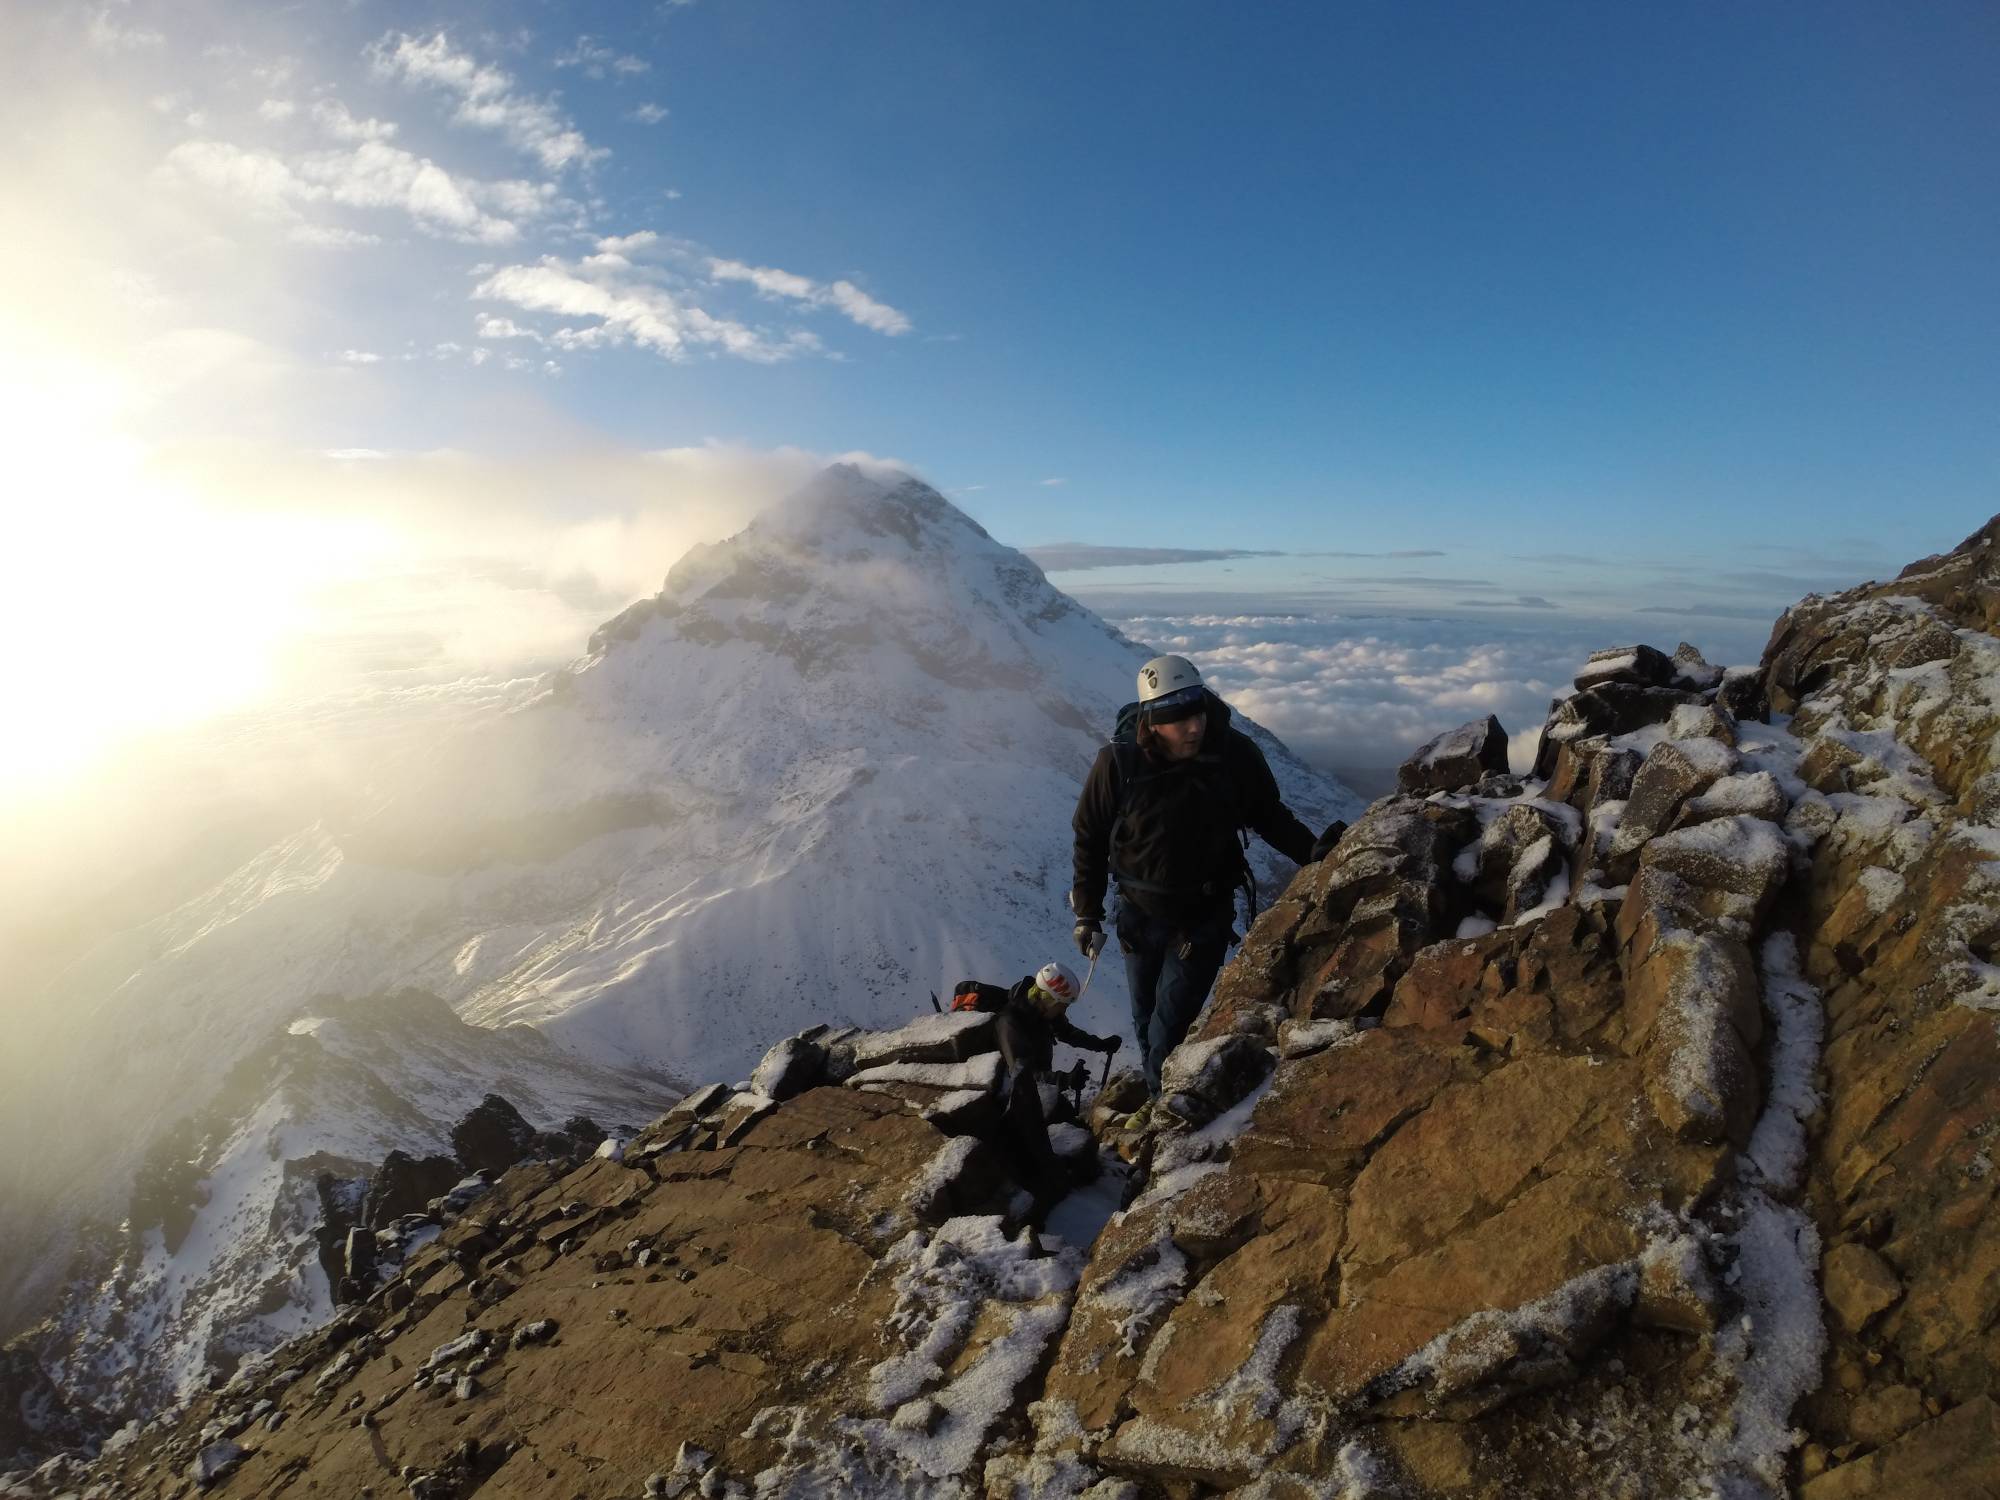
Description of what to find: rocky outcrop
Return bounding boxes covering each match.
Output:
[19,519,2000,1499]
[41,1086,1076,1499]
[1398,715,1510,794]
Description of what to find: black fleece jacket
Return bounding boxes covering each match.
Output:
[1070,692,1315,923]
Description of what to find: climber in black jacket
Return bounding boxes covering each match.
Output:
[1070,654,1341,1101]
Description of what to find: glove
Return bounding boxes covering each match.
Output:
[1309,820,1349,863]
[1073,921,1106,960]
[1101,1034,1123,1054]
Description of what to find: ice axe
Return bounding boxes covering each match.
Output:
[1076,946,1099,999]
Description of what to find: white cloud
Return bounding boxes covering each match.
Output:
[158,141,306,219]
[474,257,804,363]
[372,31,605,172]
[824,279,912,336]
[312,99,398,143]
[85,8,163,51]
[257,99,296,123]
[597,231,658,255]
[161,138,533,245]
[305,140,525,243]
[475,314,540,340]
[292,224,382,248]
[627,103,669,125]
[337,349,383,363]
[554,36,651,78]
[1038,477,1068,487]
[708,258,912,336]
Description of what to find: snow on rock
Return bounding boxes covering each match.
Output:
[847,1055,1006,1095]
[754,1216,1084,1495]
[906,1137,986,1224]
[30,988,661,1430]
[1745,934,1825,1194]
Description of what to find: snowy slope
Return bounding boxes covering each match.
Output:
[33,990,666,1424]
[4,466,1360,1355]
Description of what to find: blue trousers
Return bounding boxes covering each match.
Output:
[1117,903,1235,1095]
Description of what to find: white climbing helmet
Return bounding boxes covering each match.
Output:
[1136,654,1206,719]
[1033,961,1080,1006]
[1137,654,1201,705]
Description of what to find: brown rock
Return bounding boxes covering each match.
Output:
[1384,936,1494,1032]
[1801,1397,2000,1499]
[1666,701,1739,746]
[1233,1029,1463,1187]
[1823,1243,1903,1333]
[1574,644,1675,692]
[1399,715,1510,795]
[1297,1172,1647,1405]
[1624,927,1762,1057]
[1845,1383,1927,1450]
[1344,1056,1615,1274]
[1382,1420,1482,1490]
[1608,739,1740,868]
[1634,814,1790,934]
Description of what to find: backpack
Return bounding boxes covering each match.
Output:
[949,979,1011,1013]
[1105,696,1256,916]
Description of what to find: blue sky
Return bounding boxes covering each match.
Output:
[1,0,1996,789]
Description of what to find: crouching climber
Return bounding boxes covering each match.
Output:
[1070,654,1343,1114]
[952,961,1120,1215]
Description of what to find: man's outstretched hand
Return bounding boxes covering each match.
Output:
[1073,920,1106,960]
[1309,820,1349,863]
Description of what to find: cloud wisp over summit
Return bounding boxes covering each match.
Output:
[1029,544,1284,572]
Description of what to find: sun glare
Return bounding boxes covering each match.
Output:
[0,365,391,795]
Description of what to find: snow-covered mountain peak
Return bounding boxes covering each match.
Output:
[594,465,1083,691]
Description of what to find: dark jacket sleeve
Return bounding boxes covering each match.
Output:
[1070,745,1121,922]
[1051,1013,1114,1052]
[1233,733,1315,866]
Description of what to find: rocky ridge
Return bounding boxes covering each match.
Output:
[13,518,2000,1498]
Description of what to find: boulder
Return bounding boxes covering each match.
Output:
[1089,1068,1149,1118]
[1717,664,1769,722]
[750,1034,827,1102]
[1671,641,1724,692]
[1287,801,1469,1019]
[1637,815,1791,934]
[449,1094,540,1176]
[1574,643,1674,692]
[1666,700,1739,746]
[1585,745,1644,815]
[363,1150,462,1229]
[1465,803,1570,920]
[1398,715,1509,794]
[1157,1034,1274,1126]
[1607,738,1740,870]
[1823,1242,1903,1333]
[1671,770,1789,830]
[1535,683,1704,775]
[848,1011,998,1071]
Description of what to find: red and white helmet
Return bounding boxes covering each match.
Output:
[1034,961,1080,1004]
